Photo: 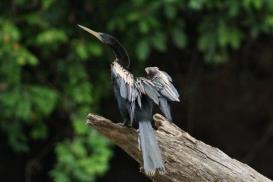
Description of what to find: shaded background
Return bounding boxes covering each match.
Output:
[0,0,273,182]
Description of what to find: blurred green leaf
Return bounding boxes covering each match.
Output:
[0,20,21,42]
[188,0,204,10]
[31,121,48,140]
[197,32,214,51]
[164,5,177,19]
[136,39,150,61]
[139,21,150,34]
[15,47,39,66]
[127,12,141,22]
[35,29,67,46]
[74,41,103,60]
[217,22,229,47]
[42,0,55,9]
[51,172,70,182]
[71,139,87,158]
[0,121,29,152]
[73,120,88,135]
[172,28,187,48]
[151,32,167,51]
[75,41,89,60]
[51,130,112,182]
[265,15,273,28]
[29,86,58,115]
[16,93,31,120]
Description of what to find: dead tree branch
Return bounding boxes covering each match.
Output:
[86,113,271,182]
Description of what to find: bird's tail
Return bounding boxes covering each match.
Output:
[138,120,165,176]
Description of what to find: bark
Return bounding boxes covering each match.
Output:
[86,113,272,182]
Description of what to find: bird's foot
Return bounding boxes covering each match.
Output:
[157,167,166,175]
[139,166,144,173]
[129,120,133,128]
[123,120,133,128]
[122,120,131,127]
[123,123,133,128]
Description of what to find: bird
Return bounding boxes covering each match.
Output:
[78,25,180,176]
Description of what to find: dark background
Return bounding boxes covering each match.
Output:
[0,0,273,182]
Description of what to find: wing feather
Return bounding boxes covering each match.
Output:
[151,71,180,102]
[136,77,159,105]
[161,71,172,82]
[111,62,179,123]
[159,97,172,121]
[120,79,127,98]
[111,61,140,122]
[144,67,180,121]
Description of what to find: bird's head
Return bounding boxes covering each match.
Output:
[78,24,130,68]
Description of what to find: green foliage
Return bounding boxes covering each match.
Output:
[35,29,68,49]
[106,0,273,64]
[0,0,112,181]
[51,131,112,182]
[0,0,272,181]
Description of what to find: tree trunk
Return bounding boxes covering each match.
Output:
[86,113,271,182]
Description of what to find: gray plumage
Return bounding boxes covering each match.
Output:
[78,25,180,175]
[145,66,180,121]
[112,62,180,122]
[111,61,180,174]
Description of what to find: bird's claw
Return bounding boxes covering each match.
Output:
[122,120,133,128]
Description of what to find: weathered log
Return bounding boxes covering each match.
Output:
[86,113,271,182]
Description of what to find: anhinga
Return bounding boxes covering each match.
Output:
[78,25,180,176]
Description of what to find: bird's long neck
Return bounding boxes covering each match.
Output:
[109,39,130,70]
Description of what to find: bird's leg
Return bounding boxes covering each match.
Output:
[122,118,134,128]
[122,118,133,128]
[137,129,141,151]
[129,119,133,128]
[122,119,129,126]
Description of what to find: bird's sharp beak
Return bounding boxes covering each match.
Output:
[78,24,103,42]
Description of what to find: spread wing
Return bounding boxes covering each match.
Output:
[111,62,161,122]
[135,77,159,105]
[149,70,179,102]
[111,62,179,122]
[145,67,180,121]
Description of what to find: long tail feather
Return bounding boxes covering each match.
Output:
[138,120,165,176]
